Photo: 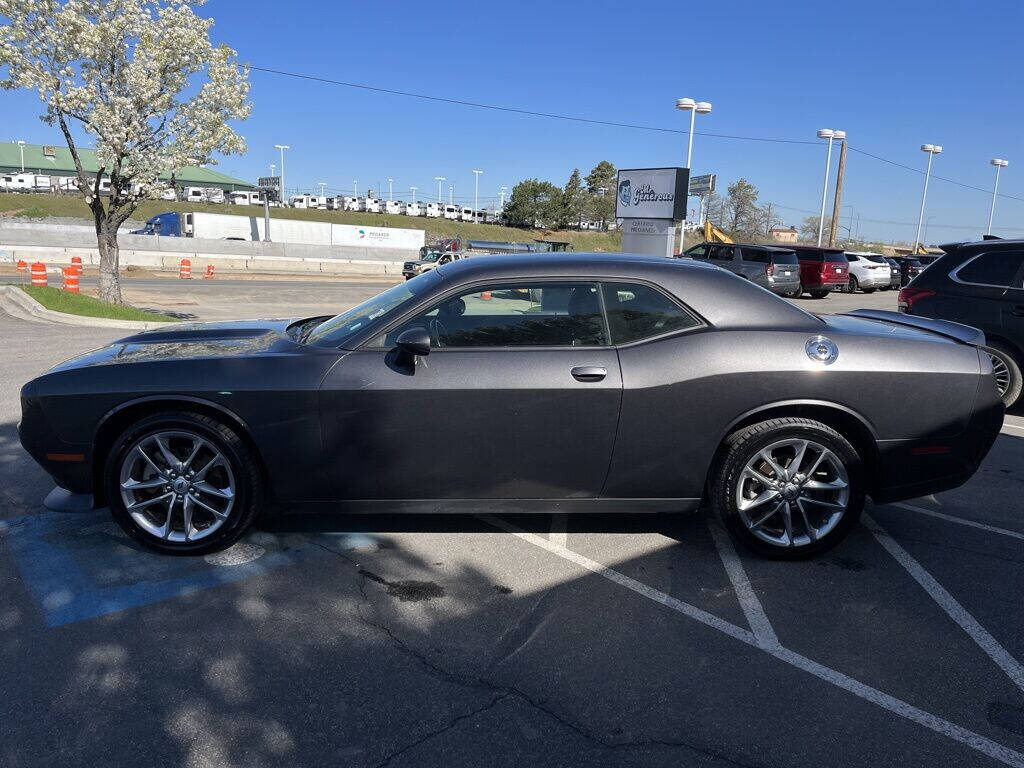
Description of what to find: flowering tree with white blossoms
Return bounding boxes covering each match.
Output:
[0,0,250,303]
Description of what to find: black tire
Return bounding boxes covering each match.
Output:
[105,411,263,555]
[709,418,865,559]
[862,287,875,294]
[790,285,804,298]
[808,290,829,299]
[848,276,859,293]
[983,342,1023,409]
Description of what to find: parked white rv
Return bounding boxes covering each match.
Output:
[4,172,36,192]
[425,202,442,218]
[290,194,313,209]
[205,187,225,204]
[384,199,401,215]
[364,197,382,213]
[185,186,206,204]
[473,209,487,224]
[404,202,422,217]
[443,204,459,220]
[459,207,474,222]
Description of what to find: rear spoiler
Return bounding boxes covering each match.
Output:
[841,309,985,347]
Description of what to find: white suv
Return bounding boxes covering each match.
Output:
[844,252,892,293]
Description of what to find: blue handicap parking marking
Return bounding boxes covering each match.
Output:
[2,511,319,628]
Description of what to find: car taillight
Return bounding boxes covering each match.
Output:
[766,263,775,276]
[898,288,935,312]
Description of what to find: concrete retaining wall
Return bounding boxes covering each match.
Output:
[0,223,410,276]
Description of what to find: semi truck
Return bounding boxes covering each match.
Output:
[131,211,330,244]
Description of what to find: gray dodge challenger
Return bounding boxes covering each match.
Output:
[19,253,1003,557]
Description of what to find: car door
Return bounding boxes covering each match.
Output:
[997,252,1024,350]
[946,249,1024,337]
[318,281,623,501]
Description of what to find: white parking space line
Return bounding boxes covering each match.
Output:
[482,514,1024,768]
[864,513,1024,695]
[1002,423,1024,435]
[892,502,1024,542]
[708,519,779,648]
[549,513,567,547]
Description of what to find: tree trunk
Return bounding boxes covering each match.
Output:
[94,209,122,304]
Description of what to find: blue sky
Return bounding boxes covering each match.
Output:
[2,0,1022,243]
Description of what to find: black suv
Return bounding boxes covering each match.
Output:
[899,238,1024,407]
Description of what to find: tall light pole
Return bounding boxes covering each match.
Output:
[317,182,326,197]
[675,98,712,253]
[499,185,508,209]
[913,144,942,254]
[449,185,454,205]
[270,163,275,177]
[353,179,358,199]
[272,144,288,204]
[815,129,843,246]
[388,178,393,201]
[987,158,1009,235]
[434,176,445,203]
[409,186,418,204]
[472,169,483,213]
[17,139,26,172]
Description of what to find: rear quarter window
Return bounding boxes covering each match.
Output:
[954,251,1024,287]
[601,282,700,344]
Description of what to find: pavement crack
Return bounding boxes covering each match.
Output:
[370,693,511,768]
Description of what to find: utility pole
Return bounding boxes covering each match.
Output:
[828,137,847,247]
[449,185,454,205]
[499,186,507,209]
[410,186,418,204]
[388,178,393,201]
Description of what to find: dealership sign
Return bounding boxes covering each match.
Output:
[615,167,689,221]
[688,173,716,196]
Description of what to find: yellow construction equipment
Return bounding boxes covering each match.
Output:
[703,219,733,244]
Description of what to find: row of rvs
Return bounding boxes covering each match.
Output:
[287,193,505,224]
[0,171,227,203]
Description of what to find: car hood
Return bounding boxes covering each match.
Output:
[48,319,301,372]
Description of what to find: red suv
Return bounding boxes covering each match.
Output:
[789,245,849,298]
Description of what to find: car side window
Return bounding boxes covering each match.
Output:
[955,251,1024,288]
[601,282,699,345]
[741,248,768,263]
[686,244,708,259]
[847,254,860,262]
[376,283,609,348]
[708,245,733,261]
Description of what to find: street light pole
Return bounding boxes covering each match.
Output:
[449,185,454,205]
[913,144,942,254]
[499,186,507,210]
[17,140,25,172]
[472,169,483,214]
[317,182,326,197]
[435,176,445,203]
[353,179,358,199]
[675,99,712,254]
[410,186,418,204]
[388,178,393,201]
[987,159,1009,235]
[274,144,289,205]
[816,129,841,246]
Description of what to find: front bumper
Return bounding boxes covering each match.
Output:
[18,392,94,494]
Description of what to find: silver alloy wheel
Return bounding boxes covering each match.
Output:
[735,438,850,548]
[118,430,236,543]
[989,351,1011,397]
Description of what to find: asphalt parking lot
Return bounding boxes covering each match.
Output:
[2,293,1023,768]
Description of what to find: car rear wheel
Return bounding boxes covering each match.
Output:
[848,275,859,293]
[105,411,262,555]
[983,343,1022,408]
[710,418,864,559]
[808,290,829,299]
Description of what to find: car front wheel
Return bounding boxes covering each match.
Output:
[105,411,263,555]
[710,418,864,559]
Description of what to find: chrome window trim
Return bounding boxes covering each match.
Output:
[949,251,1024,290]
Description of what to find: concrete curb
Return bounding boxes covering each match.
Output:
[0,285,177,330]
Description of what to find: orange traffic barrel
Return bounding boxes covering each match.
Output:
[16,259,27,273]
[70,255,83,275]
[179,258,192,279]
[203,264,215,279]
[62,267,80,293]
[30,262,47,287]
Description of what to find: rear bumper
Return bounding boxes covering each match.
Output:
[766,275,800,294]
[871,376,1003,503]
[857,271,891,289]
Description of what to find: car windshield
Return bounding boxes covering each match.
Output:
[420,250,443,262]
[304,271,440,347]
[862,254,888,263]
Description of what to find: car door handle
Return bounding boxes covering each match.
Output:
[571,366,607,382]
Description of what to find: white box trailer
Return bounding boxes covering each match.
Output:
[424,202,442,218]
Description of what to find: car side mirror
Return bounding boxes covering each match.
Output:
[395,327,430,357]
